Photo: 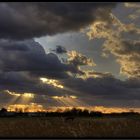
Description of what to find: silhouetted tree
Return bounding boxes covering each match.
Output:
[90,111,103,117]
[0,108,7,113]
[0,108,7,117]
[82,109,89,116]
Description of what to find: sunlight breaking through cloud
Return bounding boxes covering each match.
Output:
[86,11,140,78]
[5,90,21,97]
[52,95,77,99]
[7,103,45,112]
[40,77,64,89]
[5,90,35,98]
[51,95,89,107]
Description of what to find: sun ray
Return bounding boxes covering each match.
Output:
[4,90,35,105]
[51,95,89,108]
[40,77,64,89]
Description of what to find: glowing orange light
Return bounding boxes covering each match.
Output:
[5,90,35,98]
[22,93,34,98]
[40,77,64,89]
[7,103,46,112]
[5,90,21,96]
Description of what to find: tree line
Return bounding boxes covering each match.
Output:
[0,107,139,117]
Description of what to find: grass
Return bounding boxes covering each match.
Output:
[0,116,139,138]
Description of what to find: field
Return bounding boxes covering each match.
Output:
[0,116,140,138]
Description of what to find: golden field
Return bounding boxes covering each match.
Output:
[0,116,139,138]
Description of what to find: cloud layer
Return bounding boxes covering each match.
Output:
[86,5,140,78]
[0,2,116,40]
[0,2,139,109]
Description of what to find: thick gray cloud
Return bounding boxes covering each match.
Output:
[0,39,139,108]
[0,71,65,96]
[0,2,139,109]
[61,76,140,101]
[0,70,140,107]
[86,7,140,78]
[0,39,78,74]
[0,39,80,98]
[0,2,116,40]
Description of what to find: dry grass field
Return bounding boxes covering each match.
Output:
[0,116,139,138]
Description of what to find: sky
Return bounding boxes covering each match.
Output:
[0,2,140,112]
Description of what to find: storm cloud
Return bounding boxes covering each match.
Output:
[0,2,139,109]
[0,2,116,40]
[0,39,78,74]
[60,76,140,104]
[86,9,140,78]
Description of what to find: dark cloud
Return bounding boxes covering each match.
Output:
[0,69,140,107]
[0,71,65,96]
[1,71,140,108]
[0,39,78,74]
[0,39,80,98]
[0,2,139,108]
[0,2,116,40]
[0,39,139,107]
[29,71,70,79]
[61,76,140,102]
[51,45,67,54]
